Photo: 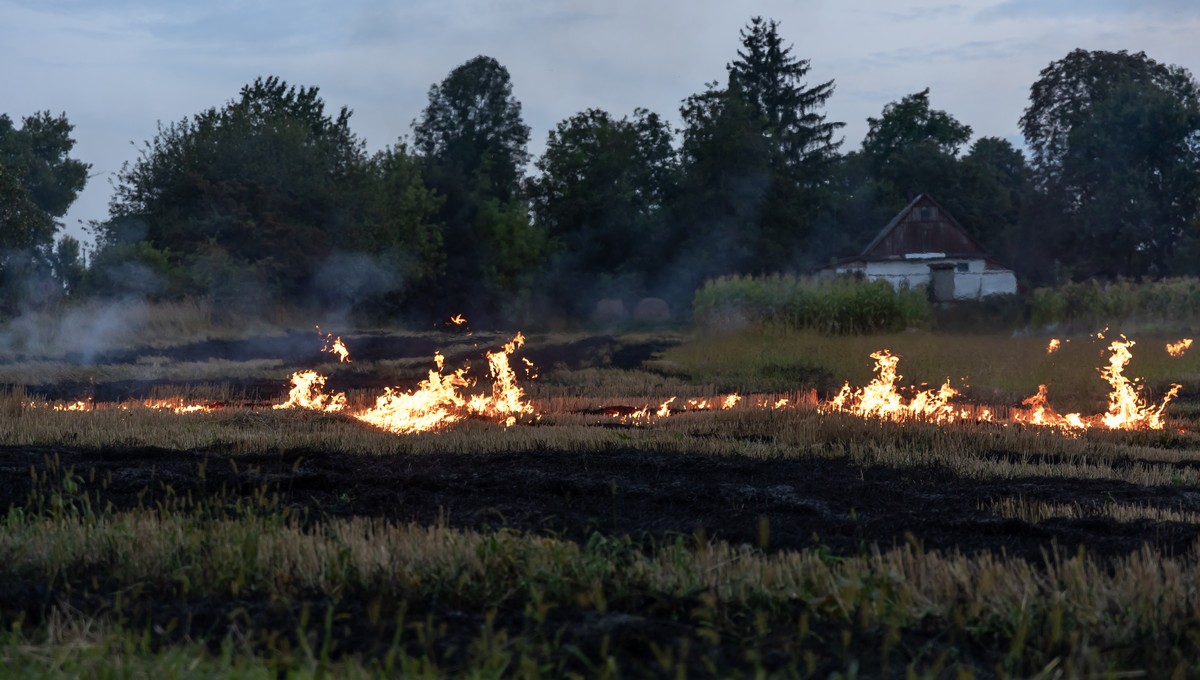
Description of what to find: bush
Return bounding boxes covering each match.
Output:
[692,274,930,334]
[1030,277,1200,331]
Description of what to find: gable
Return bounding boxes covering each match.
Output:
[861,195,988,260]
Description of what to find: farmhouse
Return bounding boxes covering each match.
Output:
[828,194,1017,301]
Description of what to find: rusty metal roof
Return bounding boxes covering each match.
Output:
[859,194,989,260]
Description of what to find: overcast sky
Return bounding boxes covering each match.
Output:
[3,0,1199,247]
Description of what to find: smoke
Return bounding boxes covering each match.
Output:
[0,298,151,363]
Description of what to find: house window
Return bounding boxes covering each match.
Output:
[956,262,969,273]
[918,207,932,220]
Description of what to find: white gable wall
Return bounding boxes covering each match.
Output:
[835,258,1017,300]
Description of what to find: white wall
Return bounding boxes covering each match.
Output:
[837,259,1016,299]
[950,270,1018,299]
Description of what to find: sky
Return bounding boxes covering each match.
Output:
[3,0,1199,247]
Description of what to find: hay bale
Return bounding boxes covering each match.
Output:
[632,297,671,324]
[590,298,628,325]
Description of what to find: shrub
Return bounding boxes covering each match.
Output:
[1030,277,1200,331]
[692,274,930,334]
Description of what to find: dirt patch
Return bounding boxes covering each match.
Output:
[2,444,1196,562]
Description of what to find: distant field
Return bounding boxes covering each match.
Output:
[5,310,1200,676]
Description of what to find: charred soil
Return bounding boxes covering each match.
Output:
[2,443,1194,562]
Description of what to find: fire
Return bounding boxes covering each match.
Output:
[142,398,215,414]
[325,336,351,363]
[1013,384,1088,431]
[1167,338,1193,357]
[352,333,537,434]
[1098,340,1179,430]
[273,370,347,413]
[1047,338,1061,354]
[449,314,467,326]
[353,354,473,434]
[722,394,741,409]
[1014,339,1180,431]
[822,350,964,424]
[481,332,535,427]
[315,326,351,362]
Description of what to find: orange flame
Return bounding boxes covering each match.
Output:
[353,354,473,434]
[1047,338,1061,354]
[1013,384,1088,431]
[822,350,963,424]
[273,370,347,413]
[142,398,215,414]
[1099,340,1179,430]
[352,334,537,433]
[1015,339,1179,431]
[1167,338,1193,357]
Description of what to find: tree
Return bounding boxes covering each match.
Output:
[0,112,89,310]
[672,17,844,283]
[675,82,772,279]
[0,112,90,240]
[412,56,534,319]
[99,76,428,305]
[1020,49,1200,279]
[956,137,1030,263]
[528,108,678,311]
[727,16,842,170]
[860,88,972,208]
[414,56,530,205]
[724,17,845,267]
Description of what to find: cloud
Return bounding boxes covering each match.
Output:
[979,0,1200,21]
[3,0,1198,251]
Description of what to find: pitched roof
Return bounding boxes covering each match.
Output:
[859,194,988,260]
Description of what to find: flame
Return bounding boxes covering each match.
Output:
[656,397,676,418]
[352,334,537,433]
[822,350,962,424]
[1047,338,1061,354]
[315,326,351,362]
[479,332,535,427]
[1167,338,1193,357]
[325,336,351,363]
[449,314,467,326]
[722,394,741,410]
[142,398,215,414]
[773,398,789,409]
[1015,340,1179,431]
[1013,384,1088,431]
[1099,340,1179,430]
[273,370,347,413]
[353,355,473,434]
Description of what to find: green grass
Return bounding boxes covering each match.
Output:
[659,326,1200,412]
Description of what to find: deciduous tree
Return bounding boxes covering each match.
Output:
[1020,49,1200,279]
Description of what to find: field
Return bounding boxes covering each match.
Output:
[5,304,1200,677]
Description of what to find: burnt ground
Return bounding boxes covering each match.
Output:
[3,443,1198,563]
[3,329,1197,562]
[6,329,1200,674]
[6,333,680,403]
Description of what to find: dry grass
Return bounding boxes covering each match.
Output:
[8,496,1200,676]
[7,323,1200,675]
[987,496,1200,524]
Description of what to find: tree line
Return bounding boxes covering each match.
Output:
[2,17,1199,323]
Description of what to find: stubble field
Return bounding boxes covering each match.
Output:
[4,304,1200,678]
